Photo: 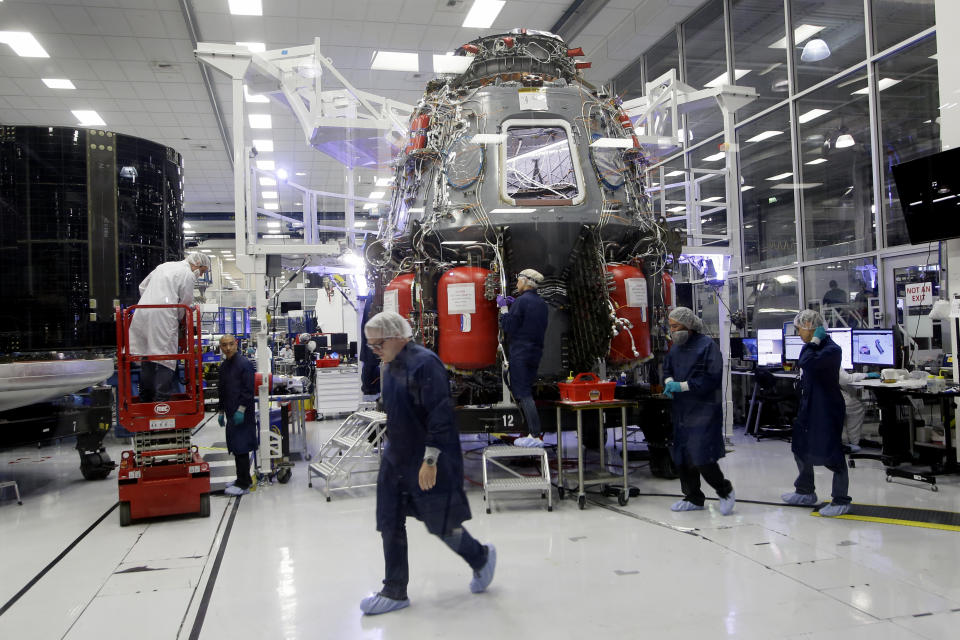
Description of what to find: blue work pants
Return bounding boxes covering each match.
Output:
[793,454,851,505]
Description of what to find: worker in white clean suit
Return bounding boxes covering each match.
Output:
[838,368,880,452]
[129,252,211,402]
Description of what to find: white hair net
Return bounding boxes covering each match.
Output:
[793,309,824,330]
[519,268,544,287]
[668,306,703,332]
[365,311,413,339]
[186,251,212,270]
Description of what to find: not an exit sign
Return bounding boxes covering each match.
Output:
[904,282,932,306]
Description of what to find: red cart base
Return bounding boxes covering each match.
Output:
[117,451,211,526]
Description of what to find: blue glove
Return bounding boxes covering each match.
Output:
[866,372,881,379]
[496,294,515,307]
[813,326,827,340]
[233,410,245,425]
[218,413,226,427]
[664,381,683,395]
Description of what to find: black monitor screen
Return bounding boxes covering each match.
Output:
[730,337,744,359]
[330,332,349,349]
[892,147,960,244]
[280,301,302,313]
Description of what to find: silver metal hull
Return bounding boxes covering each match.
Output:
[0,359,114,412]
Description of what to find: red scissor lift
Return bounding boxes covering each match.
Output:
[115,304,211,526]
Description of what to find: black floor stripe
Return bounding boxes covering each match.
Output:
[0,502,118,617]
[188,495,242,640]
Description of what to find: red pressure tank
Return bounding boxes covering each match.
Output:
[663,271,676,310]
[384,272,415,319]
[437,267,497,369]
[405,113,431,154]
[607,263,652,363]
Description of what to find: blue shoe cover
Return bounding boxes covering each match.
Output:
[819,503,850,517]
[670,500,705,512]
[470,544,496,593]
[718,490,736,516]
[360,593,410,615]
[781,491,818,506]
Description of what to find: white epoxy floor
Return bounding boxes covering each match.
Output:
[1,417,959,640]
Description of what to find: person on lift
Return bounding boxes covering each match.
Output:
[497,268,549,448]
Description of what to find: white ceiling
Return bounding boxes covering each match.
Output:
[0,0,704,285]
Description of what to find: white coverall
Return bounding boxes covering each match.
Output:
[128,259,196,370]
[838,369,866,446]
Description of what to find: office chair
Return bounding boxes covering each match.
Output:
[745,368,796,440]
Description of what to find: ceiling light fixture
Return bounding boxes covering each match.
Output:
[228,0,262,16]
[262,191,278,199]
[852,78,901,95]
[463,0,505,29]
[248,114,271,129]
[252,139,273,152]
[371,50,419,72]
[43,78,75,89]
[259,177,276,186]
[768,24,825,49]
[276,168,288,180]
[745,130,783,143]
[702,152,725,161]
[0,31,49,57]
[805,158,828,165]
[244,85,269,103]
[72,110,106,126]
[433,54,472,75]
[703,69,750,88]
[256,160,275,170]
[835,133,855,148]
[798,108,830,124]
[765,172,793,181]
[800,38,831,62]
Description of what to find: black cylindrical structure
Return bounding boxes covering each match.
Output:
[0,126,184,353]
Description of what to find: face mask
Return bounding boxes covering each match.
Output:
[670,330,690,346]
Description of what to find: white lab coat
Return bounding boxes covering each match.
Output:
[128,260,196,370]
[838,368,866,445]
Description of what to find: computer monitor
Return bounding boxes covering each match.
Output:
[826,328,853,371]
[782,321,797,337]
[757,329,783,367]
[891,147,960,244]
[783,335,805,361]
[741,338,758,361]
[280,300,302,314]
[730,337,744,359]
[852,329,895,367]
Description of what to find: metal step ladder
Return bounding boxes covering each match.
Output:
[481,445,553,513]
[307,410,386,501]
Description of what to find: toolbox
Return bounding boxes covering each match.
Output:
[558,372,617,402]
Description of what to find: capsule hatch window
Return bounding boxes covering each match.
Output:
[499,119,586,206]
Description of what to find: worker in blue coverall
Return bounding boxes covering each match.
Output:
[781,309,852,517]
[217,334,256,497]
[359,311,496,616]
[497,268,549,448]
[662,307,736,515]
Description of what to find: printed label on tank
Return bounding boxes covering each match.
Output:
[447,282,476,314]
[518,87,548,111]
[383,289,398,315]
[625,278,648,308]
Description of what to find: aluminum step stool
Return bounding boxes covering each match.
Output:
[481,445,553,513]
[308,410,386,501]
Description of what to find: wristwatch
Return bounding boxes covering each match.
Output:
[424,456,437,467]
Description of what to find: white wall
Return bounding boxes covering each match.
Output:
[936,0,960,299]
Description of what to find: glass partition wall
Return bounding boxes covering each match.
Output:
[612,0,939,337]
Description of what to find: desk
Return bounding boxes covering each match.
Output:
[553,400,636,509]
[850,380,959,490]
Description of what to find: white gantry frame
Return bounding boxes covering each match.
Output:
[623,72,756,440]
[195,40,414,472]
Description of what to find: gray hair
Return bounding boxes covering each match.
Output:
[365,310,413,340]
[186,251,212,270]
[668,306,703,332]
[793,309,824,330]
